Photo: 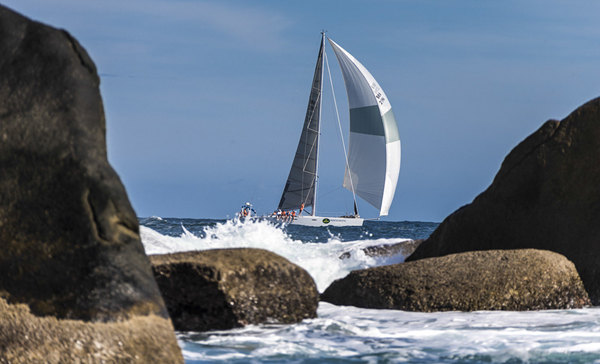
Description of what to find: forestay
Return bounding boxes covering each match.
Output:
[328,38,401,216]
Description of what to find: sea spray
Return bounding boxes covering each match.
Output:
[177,302,600,363]
[140,218,410,292]
[139,218,600,363]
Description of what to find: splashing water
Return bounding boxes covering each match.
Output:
[140,218,410,292]
[139,218,600,364]
[178,303,600,364]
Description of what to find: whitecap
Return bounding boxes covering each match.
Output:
[140,218,411,292]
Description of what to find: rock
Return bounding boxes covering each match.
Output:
[0,5,182,362]
[0,297,182,363]
[151,248,320,331]
[339,240,423,260]
[362,239,424,258]
[322,249,590,311]
[407,97,600,305]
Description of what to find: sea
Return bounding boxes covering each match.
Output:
[139,217,600,364]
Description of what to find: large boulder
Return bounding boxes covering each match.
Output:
[151,248,320,331]
[0,297,182,363]
[0,5,182,362]
[407,97,600,305]
[322,249,590,311]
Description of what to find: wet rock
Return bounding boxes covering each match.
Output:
[407,97,600,305]
[151,248,319,331]
[0,297,182,363]
[339,240,423,260]
[362,239,424,258]
[322,249,590,311]
[0,5,182,362]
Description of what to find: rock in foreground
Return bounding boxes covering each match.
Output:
[407,97,600,305]
[339,240,423,260]
[0,298,182,363]
[0,5,182,362]
[0,3,166,322]
[151,248,319,331]
[363,239,424,259]
[322,249,590,311]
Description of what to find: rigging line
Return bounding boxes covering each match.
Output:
[316,186,343,199]
[312,33,326,217]
[324,51,359,214]
[324,56,353,214]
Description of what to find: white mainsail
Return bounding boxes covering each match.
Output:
[328,38,401,216]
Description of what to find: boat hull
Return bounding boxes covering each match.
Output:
[289,215,364,227]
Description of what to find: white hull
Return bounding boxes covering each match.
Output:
[286,215,363,227]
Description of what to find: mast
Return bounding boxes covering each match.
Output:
[313,31,326,216]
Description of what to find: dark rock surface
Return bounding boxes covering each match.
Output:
[0,3,166,322]
[0,5,182,362]
[322,249,590,311]
[151,248,320,331]
[340,239,423,260]
[0,297,182,363]
[362,239,424,259]
[407,97,600,305]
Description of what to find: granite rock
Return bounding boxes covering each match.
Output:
[0,5,182,362]
[151,248,319,331]
[322,249,590,311]
[407,97,600,305]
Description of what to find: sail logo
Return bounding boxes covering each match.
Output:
[322,218,330,224]
[370,82,386,105]
[370,82,380,93]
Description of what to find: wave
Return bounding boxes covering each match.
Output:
[140,218,410,292]
[178,303,600,363]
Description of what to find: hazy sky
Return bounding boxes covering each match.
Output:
[4,1,600,222]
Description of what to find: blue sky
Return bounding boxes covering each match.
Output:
[4,1,600,222]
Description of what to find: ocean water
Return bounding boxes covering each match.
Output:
[140,217,600,364]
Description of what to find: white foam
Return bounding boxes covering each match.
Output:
[148,219,600,363]
[178,303,600,362]
[141,218,409,292]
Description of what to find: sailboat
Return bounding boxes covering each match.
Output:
[275,33,401,227]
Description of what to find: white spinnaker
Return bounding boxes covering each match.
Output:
[328,38,401,216]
